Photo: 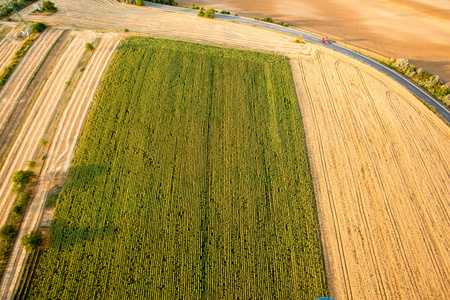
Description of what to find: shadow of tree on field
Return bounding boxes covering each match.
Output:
[46,220,119,251]
[63,163,111,191]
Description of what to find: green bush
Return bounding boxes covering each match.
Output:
[21,230,43,253]
[0,224,17,242]
[30,22,46,33]
[12,170,36,194]
[85,43,94,51]
[17,192,32,208]
[42,0,56,12]
[11,205,23,216]
[135,0,143,6]
[205,8,215,18]
[197,6,204,17]
[294,35,304,43]
[27,160,36,169]
[198,7,215,18]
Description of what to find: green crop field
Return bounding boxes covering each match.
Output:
[29,37,328,299]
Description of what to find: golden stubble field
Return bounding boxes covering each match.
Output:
[291,50,450,298]
[0,0,448,298]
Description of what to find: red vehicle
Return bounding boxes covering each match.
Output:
[322,36,330,44]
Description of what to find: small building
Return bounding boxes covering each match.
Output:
[34,3,44,11]
[21,26,32,36]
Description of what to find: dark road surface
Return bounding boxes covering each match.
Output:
[145,2,450,124]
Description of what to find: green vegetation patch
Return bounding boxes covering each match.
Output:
[0,0,38,19]
[387,58,450,108]
[30,37,328,299]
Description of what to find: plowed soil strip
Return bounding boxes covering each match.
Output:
[0,31,92,225]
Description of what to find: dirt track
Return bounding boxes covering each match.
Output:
[0,0,448,298]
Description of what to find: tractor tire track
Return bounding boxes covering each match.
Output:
[334,59,421,298]
[294,56,353,300]
[355,68,450,295]
[315,52,388,299]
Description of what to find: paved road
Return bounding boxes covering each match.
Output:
[145,2,450,124]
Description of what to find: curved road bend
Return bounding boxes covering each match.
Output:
[145,2,450,124]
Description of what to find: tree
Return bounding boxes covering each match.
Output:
[205,8,215,18]
[17,192,32,208]
[21,230,43,253]
[12,170,36,194]
[40,139,48,147]
[42,0,57,12]
[85,43,94,51]
[30,22,46,33]
[0,224,17,242]
[197,7,204,17]
[135,0,143,6]
[27,160,36,169]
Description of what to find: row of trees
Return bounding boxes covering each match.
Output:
[0,141,49,276]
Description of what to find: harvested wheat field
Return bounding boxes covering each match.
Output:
[291,48,450,299]
[0,0,447,298]
[20,0,311,56]
[178,0,450,83]
[0,25,24,72]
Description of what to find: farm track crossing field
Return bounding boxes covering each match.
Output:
[29,37,328,299]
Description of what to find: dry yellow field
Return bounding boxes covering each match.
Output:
[0,0,448,298]
[291,50,450,298]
